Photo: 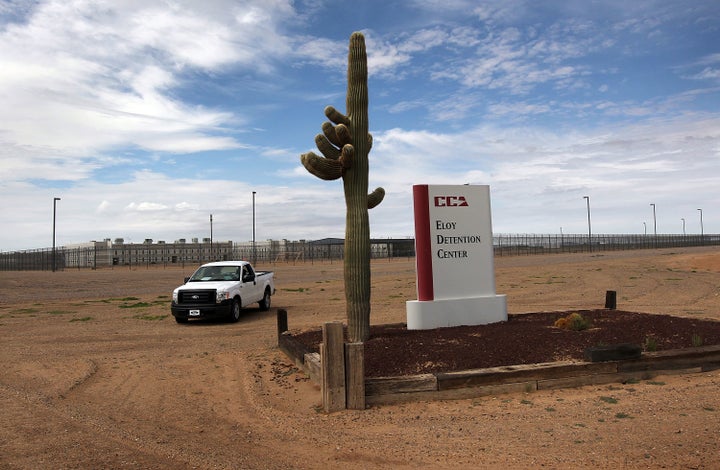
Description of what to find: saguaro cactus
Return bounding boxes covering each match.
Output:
[300,32,385,342]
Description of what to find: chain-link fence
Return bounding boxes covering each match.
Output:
[1,234,718,271]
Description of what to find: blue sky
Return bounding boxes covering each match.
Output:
[1,0,718,251]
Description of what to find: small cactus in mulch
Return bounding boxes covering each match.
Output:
[554,312,592,331]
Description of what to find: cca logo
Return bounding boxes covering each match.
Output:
[434,196,469,207]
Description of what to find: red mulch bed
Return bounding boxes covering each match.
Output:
[289,310,720,378]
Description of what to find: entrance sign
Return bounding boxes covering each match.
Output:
[407,184,507,329]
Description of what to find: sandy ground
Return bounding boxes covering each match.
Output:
[1,246,720,469]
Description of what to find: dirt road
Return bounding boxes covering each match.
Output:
[1,247,719,468]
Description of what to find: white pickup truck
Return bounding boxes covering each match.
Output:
[171,261,275,323]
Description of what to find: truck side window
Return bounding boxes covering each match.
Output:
[242,265,255,282]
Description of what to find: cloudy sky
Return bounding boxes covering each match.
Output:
[1,0,718,251]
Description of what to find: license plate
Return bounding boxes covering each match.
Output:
[189,310,200,316]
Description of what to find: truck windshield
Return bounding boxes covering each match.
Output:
[189,266,240,282]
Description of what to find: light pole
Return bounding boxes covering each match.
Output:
[650,203,657,235]
[583,196,591,252]
[52,197,61,272]
[252,191,257,265]
[698,208,704,238]
[643,221,647,235]
[681,218,686,235]
[210,214,213,261]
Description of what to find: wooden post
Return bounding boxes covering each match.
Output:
[277,308,288,337]
[605,290,617,310]
[345,342,365,410]
[321,322,346,412]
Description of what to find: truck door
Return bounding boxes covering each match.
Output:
[241,264,262,306]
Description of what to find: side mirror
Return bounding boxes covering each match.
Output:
[184,276,190,283]
[242,273,255,283]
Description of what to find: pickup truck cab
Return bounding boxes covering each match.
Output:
[171,261,275,323]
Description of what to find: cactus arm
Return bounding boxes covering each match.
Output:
[321,121,342,148]
[315,134,341,160]
[335,124,352,146]
[300,151,343,180]
[367,187,385,209]
[325,105,350,126]
[339,144,353,169]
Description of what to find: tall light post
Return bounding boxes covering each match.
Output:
[650,203,657,235]
[643,221,647,235]
[698,208,704,238]
[210,214,213,261]
[681,218,686,235]
[52,197,61,272]
[252,191,256,265]
[583,196,591,252]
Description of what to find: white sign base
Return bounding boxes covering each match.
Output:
[407,294,507,330]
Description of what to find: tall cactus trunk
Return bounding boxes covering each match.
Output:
[344,33,371,342]
[299,32,384,343]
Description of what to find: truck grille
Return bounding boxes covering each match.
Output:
[178,289,216,304]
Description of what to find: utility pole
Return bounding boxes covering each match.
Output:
[583,196,591,252]
[252,191,257,265]
[698,208,704,238]
[52,197,61,272]
[650,203,657,235]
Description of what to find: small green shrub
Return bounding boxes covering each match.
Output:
[133,314,168,321]
[554,312,591,331]
[643,336,658,352]
[12,308,39,314]
[119,302,153,309]
[691,333,703,347]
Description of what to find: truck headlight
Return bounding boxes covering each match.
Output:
[172,291,178,303]
[216,291,229,303]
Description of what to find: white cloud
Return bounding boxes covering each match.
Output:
[0,0,297,161]
[126,202,169,212]
[96,200,111,213]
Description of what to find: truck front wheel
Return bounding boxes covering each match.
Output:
[259,288,271,311]
[229,298,241,322]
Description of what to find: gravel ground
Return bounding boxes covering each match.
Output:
[1,246,719,469]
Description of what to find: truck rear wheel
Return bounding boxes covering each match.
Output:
[259,288,271,311]
[229,298,241,322]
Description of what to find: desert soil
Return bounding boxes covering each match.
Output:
[1,246,720,469]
